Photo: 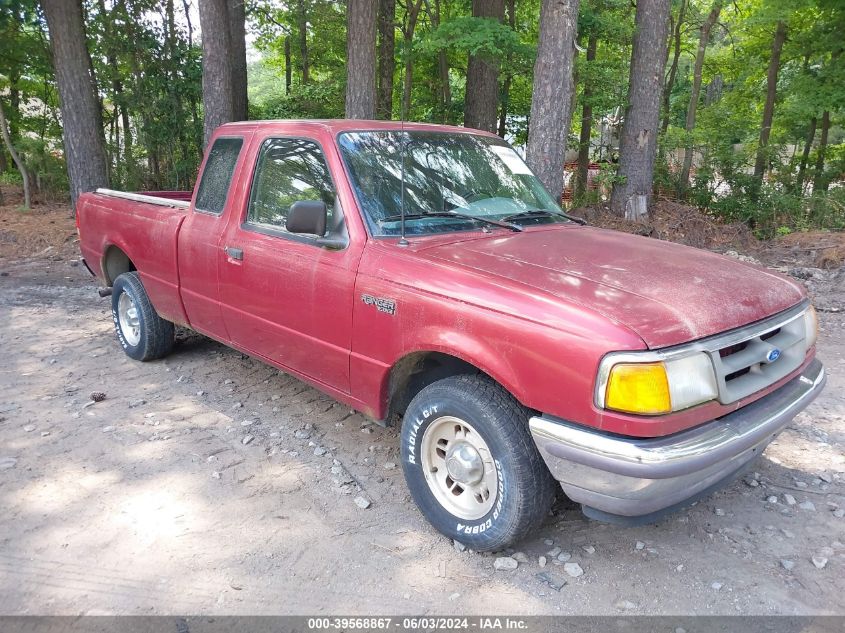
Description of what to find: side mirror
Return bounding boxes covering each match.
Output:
[287,200,327,236]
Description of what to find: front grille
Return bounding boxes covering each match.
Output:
[708,310,807,404]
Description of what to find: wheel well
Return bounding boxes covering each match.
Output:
[387,352,483,422]
[103,246,136,286]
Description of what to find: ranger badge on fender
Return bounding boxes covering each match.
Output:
[361,293,397,316]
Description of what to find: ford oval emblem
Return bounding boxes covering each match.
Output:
[766,348,781,363]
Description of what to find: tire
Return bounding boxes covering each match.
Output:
[400,374,556,552]
[111,272,175,361]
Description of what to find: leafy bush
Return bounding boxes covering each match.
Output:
[0,171,23,186]
[252,80,345,121]
[16,136,68,197]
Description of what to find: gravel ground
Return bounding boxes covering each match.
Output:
[0,255,843,616]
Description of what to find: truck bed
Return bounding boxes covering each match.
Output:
[77,188,191,326]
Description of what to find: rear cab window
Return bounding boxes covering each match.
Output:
[194,137,244,214]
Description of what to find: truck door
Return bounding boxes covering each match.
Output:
[178,135,246,342]
[217,135,357,393]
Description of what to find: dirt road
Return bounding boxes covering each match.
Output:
[0,254,843,616]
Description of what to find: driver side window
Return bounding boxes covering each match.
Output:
[247,137,336,233]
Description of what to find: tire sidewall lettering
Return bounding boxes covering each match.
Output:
[402,399,508,536]
[112,283,141,355]
[456,459,505,533]
[405,403,437,466]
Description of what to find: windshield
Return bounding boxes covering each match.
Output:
[337,131,567,236]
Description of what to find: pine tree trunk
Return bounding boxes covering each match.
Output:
[9,67,20,141]
[345,0,378,119]
[42,0,109,209]
[795,116,816,194]
[660,0,686,133]
[497,0,516,138]
[525,0,580,197]
[753,20,787,181]
[285,36,292,94]
[298,0,310,83]
[401,0,424,119]
[813,110,831,193]
[463,0,504,133]
[199,0,234,147]
[98,0,126,171]
[229,0,248,121]
[0,98,31,209]
[182,0,194,45]
[432,0,450,122]
[575,33,598,201]
[678,0,721,197]
[439,50,451,122]
[610,0,671,219]
[109,0,133,170]
[377,0,396,119]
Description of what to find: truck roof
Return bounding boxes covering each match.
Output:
[216,119,500,138]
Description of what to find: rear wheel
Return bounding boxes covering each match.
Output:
[400,374,556,552]
[111,272,174,361]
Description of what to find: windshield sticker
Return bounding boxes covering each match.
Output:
[490,146,533,175]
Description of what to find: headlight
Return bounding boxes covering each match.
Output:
[803,305,818,348]
[600,353,718,415]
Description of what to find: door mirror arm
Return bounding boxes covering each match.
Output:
[315,235,347,249]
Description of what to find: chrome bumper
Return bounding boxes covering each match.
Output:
[529,359,826,523]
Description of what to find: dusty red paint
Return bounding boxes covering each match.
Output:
[77,120,811,438]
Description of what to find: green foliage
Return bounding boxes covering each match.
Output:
[252,77,345,120]
[16,135,68,195]
[421,17,532,63]
[0,171,23,185]
[0,0,841,237]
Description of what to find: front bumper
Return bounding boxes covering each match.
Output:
[529,358,826,524]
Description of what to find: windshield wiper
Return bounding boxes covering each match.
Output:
[502,209,588,225]
[380,211,523,232]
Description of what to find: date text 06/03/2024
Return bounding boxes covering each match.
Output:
[306,617,529,630]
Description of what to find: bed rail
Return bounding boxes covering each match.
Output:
[95,188,191,209]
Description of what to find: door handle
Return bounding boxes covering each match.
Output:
[225,246,244,261]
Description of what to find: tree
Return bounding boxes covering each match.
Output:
[400,0,425,119]
[345,0,378,119]
[196,0,247,145]
[678,0,722,196]
[753,19,787,181]
[0,97,30,209]
[41,0,109,208]
[794,115,816,194]
[298,0,310,84]
[229,0,248,121]
[525,0,580,196]
[660,0,687,133]
[497,0,516,137]
[610,0,671,219]
[464,0,504,132]
[575,31,597,200]
[199,0,234,147]
[377,0,396,119]
[812,109,831,191]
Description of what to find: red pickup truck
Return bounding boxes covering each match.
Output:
[77,120,825,551]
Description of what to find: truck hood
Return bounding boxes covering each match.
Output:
[419,226,805,348]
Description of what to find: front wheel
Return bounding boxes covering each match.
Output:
[400,374,556,552]
[111,272,175,361]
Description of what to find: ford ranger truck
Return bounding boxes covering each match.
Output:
[76,120,826,551]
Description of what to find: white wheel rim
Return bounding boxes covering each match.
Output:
[420,415,498,520]
[117,291,141,346]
